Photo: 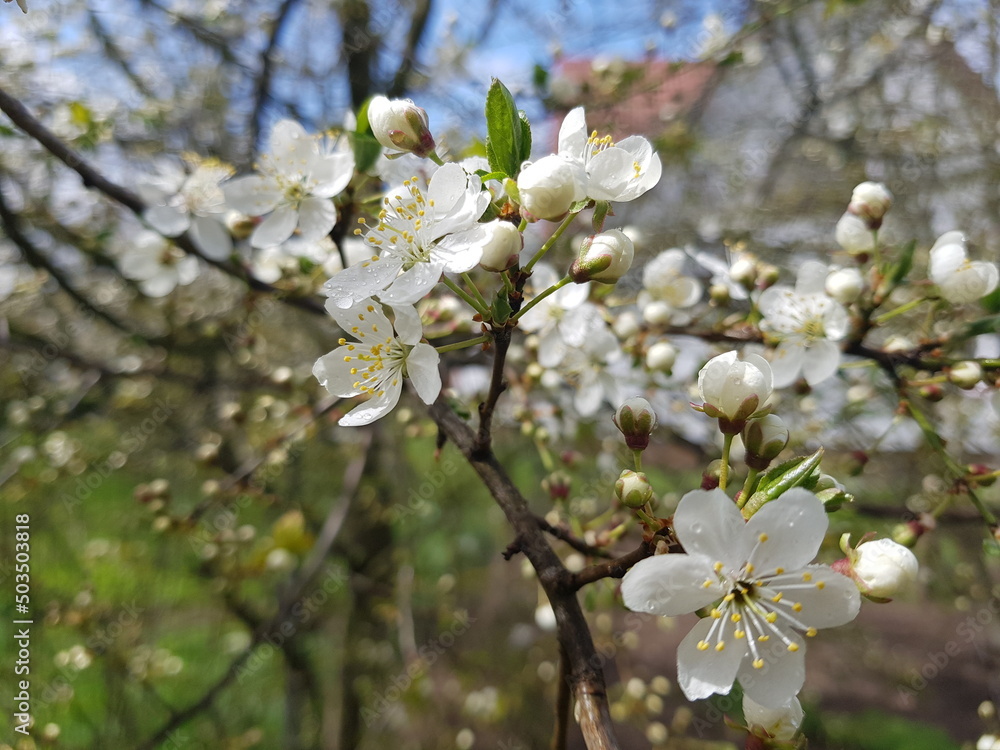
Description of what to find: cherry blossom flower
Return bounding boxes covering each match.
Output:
[622,487,860,707]
[758,262,849,389]
[846,181,892,230]
[929,231,999,304]
[842,537,918,599]
[322,163,491,308]
[516,154,585,221]
[118,230,199,297]
[557,107,662,202]
[639,249,702,325]
[697,350,773,428]
[570,229,635,284]
[224,120,354,249]
[312,298,440,426]
[743,694,803,741]
[519,263,602,368]
[139,161,234,260]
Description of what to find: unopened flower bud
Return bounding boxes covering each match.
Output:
[847,181,893,230]
[919,383,945,402]
[614,397,657,451]
[612,310,641,339]
[616,469,654,508]
[743,694,803,742]
[645,340,677,373]
[742,414,789,470]
[542,471,572,500]
[967,464,997,488]
[835,212,876,255]
[851,538,919,600]
[949,360,983,389]
[756,263,780,290]
[368,96,436,157]
[730,256,758,290]
[891,521,922,548]
[697,351,773,434]
[702,459,726,490]
[847,450,869,476]
[709,282,730,305]
[825,267,865,305]
[516,155,582,222]
[478,219,522,272]
[569,229,635,284]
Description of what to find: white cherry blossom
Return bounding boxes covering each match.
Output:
[929,231,999,304]
[118,230,199,298]
[557,107,662,203]
[622,488,860,707]
[759,261,849,389]
[519,263,601,368]
[224,120,354,249]
[743,694,803,741]
[312,298,440,426]
[639,249,702,325]
[139,161,234,260]
[697,350,773,424]
[322,163,491,308]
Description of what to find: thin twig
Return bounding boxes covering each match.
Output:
[536,515,612,558]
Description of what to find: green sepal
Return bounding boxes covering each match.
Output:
[491,289,513,325]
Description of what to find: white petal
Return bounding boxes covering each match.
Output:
[744,488,828,574]
[621,554,724,617]
[338,383,402,426]
[427,163,469,211]
[174,255,201,285]
[929,241,966,283]
[557,107,588,157]
[801,339,841,386]
[673,488,749,567]
[322,258,402,310]
[309,152,355,198]
[677,618,745,701]
[736,634,805,709]
[313,347,364,397]
[780,565,861,629]
[405,342,441,404]
[390,303,424,345]
[269,119,316,171]
[190,216,232,260]
[769,341,805,389]
[119,249,160,280]
[378,262,442,306]
[251,205,298,248]
[574,373,604,416]
[223,175,282,215]
[144,204,189,236]
[325,297,392,339]
[434,226,487,273]
[537,328,567,368]
[139,272,177,297]
[297,196,337,242]
[795,261,829,295]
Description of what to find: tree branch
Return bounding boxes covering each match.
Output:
[386,0,433,98]
[428,395,621,750]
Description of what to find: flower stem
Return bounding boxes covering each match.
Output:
[501,270,515,296]
[719,433,734,492]
[428,151,446,167]
[462,272,489,310]
[871,228,881,268]
[434,334,490,353]
[873,296,928,324]
[632,449,643,473]
[518,217,528,233]
[442,275,489,317]
[523,212,577,273]
[635,507,658,529]
[737,468,760,508]
[511,275,572,322]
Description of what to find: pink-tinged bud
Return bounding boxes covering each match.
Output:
[541,471,572,500]
[616,469,654,508]
[967,464,997,488]
[478,219,523,272]
[613,396,657,451]
[570,229,635,284]
[847,181,893,230]
[847,450,869,476]
[742,414,789,471]
[516,155,583,222]
[949,360,983,389]
[919,383,945,402]
[701,459,726,490]
[368,96,436,157]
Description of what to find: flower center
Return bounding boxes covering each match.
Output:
[362,177,436,269]
[339,306,405,398]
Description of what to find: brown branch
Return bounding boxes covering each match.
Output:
[429,395,621,750]
[386,0,433,98]
[536,515,612,558]
[0,84,326,316]
[474,326,511,455]
[569,541,655,591]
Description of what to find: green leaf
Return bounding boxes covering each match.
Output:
[351,97,382,174]
[518,110,532,166]
[887,239,917,285]
[960,314,1000,338]
[980,284,1000,313]
[485,78,522,178]
[491,289,513,325]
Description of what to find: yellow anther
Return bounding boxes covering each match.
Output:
[759,533,768,543]
[816,581,826,590]
[697,640,710,651]
[802,572,813,582]
[792,603,802,613]
[771,593,783,603]
[713,561,724,573]
[338,338,347,345]
[759,635,770,642]
[711,608,722,619]
[775,567,784,575]
[730,613,742,623]
[734,629,745,639]
[350,368,357,375]
[745,563,755,574]
[806,628,817,637]
[765,612,777,624]
[753,658,765,669]
[714,642,725,652]
[723,593,735,602]
[367,305,375,312]
[787,643,800,653]
[343,356,352,362]
[702,580,713,589]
